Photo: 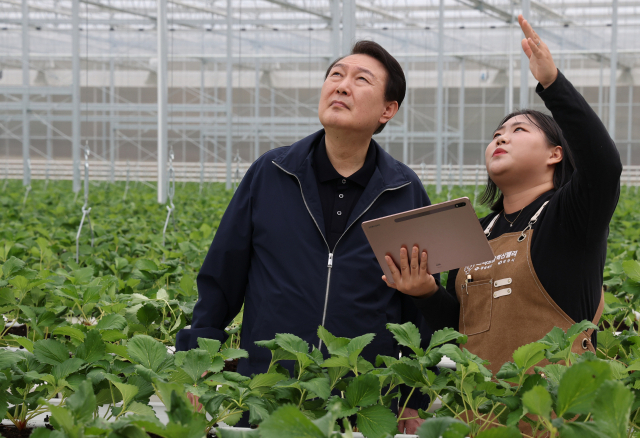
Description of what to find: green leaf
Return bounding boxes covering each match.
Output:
[34,339,69,365]
[113,381,139,408]
[258,404,325,438]
[52,358,85,381]
[13,336,33,352]
[592,380,633,438]
[390,363,428,387]
[96,313,127,331]
[474,427,522,438]
[137,303,161,326]
[416,417,470,438]
[512,342,549,370]
[0,350,23,369]
[249,373,286,390]
[52,326,85,342]
[557,422,608,438]
[135,259,159,272]
[197,338,221,356]
[177,349,210,383]
[127,334,172,373]
[386,321,423,355]
[127,400,157,417]
[317,326,350,356]
[275,333,309,354]
[2,256,25,279]
[299,377,331,400]
[245,396,270,425]
[623,260,640,283]
[427,327,467,352]
[347,333,375,359]
[438,344,469,365]
[521,386,552,420]
[556,360,612,416]
[71,267,95,284]
[76,330,106,363]
[322,356,351,368]
[66,380,97,423]
[356,404,397,438]
[220,348,249,360]
[345,373,380,408]
[566,320,598,340]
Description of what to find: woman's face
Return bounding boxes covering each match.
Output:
[485,115,562,187]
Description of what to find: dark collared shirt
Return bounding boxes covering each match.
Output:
[313,136,377,250]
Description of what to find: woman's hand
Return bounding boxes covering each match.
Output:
[382,245,439,298]
[518,14,558,89]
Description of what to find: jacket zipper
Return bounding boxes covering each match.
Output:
[273,161,410,349]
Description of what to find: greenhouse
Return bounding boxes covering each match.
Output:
[2,1,640,437]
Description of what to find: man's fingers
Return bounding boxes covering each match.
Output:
[410,245,419,272]
[518,15,535,40]
[397,420,405,433]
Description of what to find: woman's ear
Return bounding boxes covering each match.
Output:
[548,145,563,165]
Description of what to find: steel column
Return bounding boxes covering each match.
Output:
[225,0,233,190]
[157,0,168,203]
[609,0,618,140]
[458,58,465,185]
[109,58,115,183]
[519,0,530,109]
[72,0,80,192]
[22,0,30,187]
[254,61,260,161]
[435,0,445,194]
[627,85,633,168]
[342,0,355,54]
[331,0,341,59]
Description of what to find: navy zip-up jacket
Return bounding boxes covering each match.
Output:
[176,129,434,409]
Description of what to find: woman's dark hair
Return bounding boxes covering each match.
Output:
[324,40,406,135]
[480,109,576,212]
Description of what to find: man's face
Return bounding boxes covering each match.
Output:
[318,54,397,136]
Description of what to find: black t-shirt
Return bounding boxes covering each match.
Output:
[414,71,622,346]
[312,136,377,250]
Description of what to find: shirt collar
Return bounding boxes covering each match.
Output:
[313,135,378,187]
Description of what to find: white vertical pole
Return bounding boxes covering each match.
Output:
[157,0,168,203]
[435,0,445,194]
[22,0,30,187]
[458,58,465,186]
[331,0,341,59]
[508,2,514,113]
[627,85,633,168]
[72,0,81,192]
[598,58,604,118]
[342,0,355,54]
[254,61,260,161]
[519,0,530,109]
[200,59,205,186]
[402,66,408,164]
[609,0,618,140]
[109,58,115,183]
[225,0,233,190]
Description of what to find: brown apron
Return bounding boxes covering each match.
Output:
[454,201,604,375]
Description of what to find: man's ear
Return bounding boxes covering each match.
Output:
[548,145,563,165]
[379,101,399,125]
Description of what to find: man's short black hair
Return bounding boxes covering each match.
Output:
[324,40,406,135]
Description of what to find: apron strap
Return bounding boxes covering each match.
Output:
[484,214,501,237]
[517,201,550,243]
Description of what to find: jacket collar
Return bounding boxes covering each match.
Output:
[272,129,411,190]
[272,129,412,247]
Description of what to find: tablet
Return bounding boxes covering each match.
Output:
[361,197,494,283]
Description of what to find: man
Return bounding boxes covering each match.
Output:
[176,40,433,433]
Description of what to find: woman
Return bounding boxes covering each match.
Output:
[383,15,622,374]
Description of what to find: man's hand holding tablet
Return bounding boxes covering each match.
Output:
[383,245,440,299]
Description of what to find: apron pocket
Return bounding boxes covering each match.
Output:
[460,279,493,336]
